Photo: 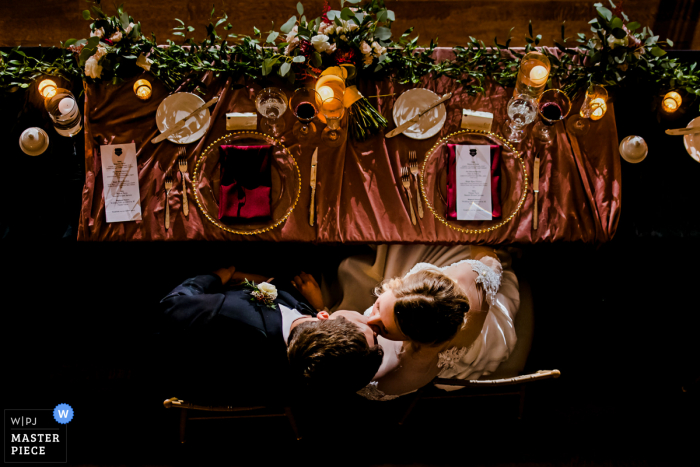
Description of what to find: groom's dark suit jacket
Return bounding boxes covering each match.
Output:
[159,274,316,405]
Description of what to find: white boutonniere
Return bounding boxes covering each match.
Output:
[243,279,277,309]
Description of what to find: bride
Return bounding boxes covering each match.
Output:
[292,244,520,400]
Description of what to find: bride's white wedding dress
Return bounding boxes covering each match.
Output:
[321,245,520,401]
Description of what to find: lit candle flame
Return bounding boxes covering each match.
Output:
[590,98,607,121]
[133,79,152,101]
[38,79,58,99]
[529,65,548,86]
[317,86,334,102]
[662,91,681,113]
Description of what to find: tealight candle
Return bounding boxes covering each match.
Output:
[662,91,681,113]
[58,98,75,115]
[38,79,58,99]
[529,65,548,86]
[589,98,607,121]
[133,79,152,101]
[318,86,334,103]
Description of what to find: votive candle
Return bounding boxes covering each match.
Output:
[589,98,607,121]
[529,66,548,86]
[662,91,681,113]
[38,79,58,99]
[133,79,152,100]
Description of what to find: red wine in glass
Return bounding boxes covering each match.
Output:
[540,102,562,124]
[295,102,317,121]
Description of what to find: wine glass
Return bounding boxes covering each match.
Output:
[532,89,571,143]
[255,87,288,136]
[290,87,321,142]
[504,94,537,143]
[321,96,345,147]
[566,84,608,136]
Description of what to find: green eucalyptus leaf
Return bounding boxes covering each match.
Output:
[387,10,395,22]
[627,21,641,31]
[297,2,304,16]
[327,10,339,21]
[650,46,666,57]
[340,8,355,21]
[667,38,674,47]
[280,61,291,77]
[82,10,91,20]
[280,16,297,34]
[266,31,279,43]
[253,26,261,36]
[377,9,387,23]
[292,55,305,62]
[612,28,627,39]
[597,6,612,22]
[374,26,392,41]
[312,51,322,67]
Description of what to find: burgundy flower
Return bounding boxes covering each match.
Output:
[335,47,357,65]
[104,39,114,46]
[321,1,333,25]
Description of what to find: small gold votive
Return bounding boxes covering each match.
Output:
[133,79,152,100]
[662,91,682,113]
[38,79,58,99]
[589,98,607,121]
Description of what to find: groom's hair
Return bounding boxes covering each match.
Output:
[287,317,383,394]
[378,269,469,346]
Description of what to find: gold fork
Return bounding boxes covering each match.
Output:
[177,148,189,218]
[409,150,423,219]
[164,171,173,231]
[401,167,416,226]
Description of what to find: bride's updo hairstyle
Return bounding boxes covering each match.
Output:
[377,269,469,346]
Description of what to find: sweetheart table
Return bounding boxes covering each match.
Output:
[77,48,621,244]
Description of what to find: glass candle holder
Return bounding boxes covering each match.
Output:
[315,74,345,124]
[662,91,682,113]
[514,51,551,99]
[567,84,608,135]
[321,96,345,147]
[133,79,152,100]
[38,79,58,99]
[45,89,82,137]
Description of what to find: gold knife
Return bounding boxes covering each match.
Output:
[151,96,219,144]
[309,147,318,226]
[386,92,453,138]
[665,127,700,136]
[533,155,540,231]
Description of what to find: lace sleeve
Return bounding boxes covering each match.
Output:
[356,382,401,401]
[447,259,502,306]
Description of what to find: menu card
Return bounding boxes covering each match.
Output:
[455,144,492,220]
[100,143,142,223]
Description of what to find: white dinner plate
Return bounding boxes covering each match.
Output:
[392,88,447,140]
[156,92,211,144]
[683,116,700,163]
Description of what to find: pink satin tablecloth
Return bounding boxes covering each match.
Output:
[77,48,620,243]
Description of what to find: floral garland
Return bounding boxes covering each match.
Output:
[2,0,699,110]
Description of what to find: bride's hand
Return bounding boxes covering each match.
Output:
[292,272,325,311]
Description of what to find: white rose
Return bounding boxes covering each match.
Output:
[258,282,277,299]
[311,34,331,53]
[136,53,153,71]
[84,56,103,79]
[318,22,333,35]
[90,27,105,39]
[360,41,371,55]
[110,30,122,43]
[347,22,359,31]
[93,46,107,60]
[285,25,298,44]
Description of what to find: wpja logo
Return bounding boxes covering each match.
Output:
[4,404,72,463]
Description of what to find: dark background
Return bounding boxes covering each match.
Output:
[1,49,699,466]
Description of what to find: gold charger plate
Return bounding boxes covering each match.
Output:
[193,131,301,235]
[421,129,528,235]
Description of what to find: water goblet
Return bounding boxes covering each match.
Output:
[291,87,321,142]
[255,87,288,136]
[532,89,571,143]
[321,97,345,147]
[504,94,537,143]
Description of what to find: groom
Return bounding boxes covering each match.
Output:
[159,266,382,405]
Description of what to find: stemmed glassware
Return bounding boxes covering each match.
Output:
[321,96,345,147]
[504,94,538,143]
[532,89,571,143]
[290,87,321,142]
[255,87,288,136]
[566,84,608,136]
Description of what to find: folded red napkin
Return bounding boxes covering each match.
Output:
[446,144,502,219]
[218,144,272,220]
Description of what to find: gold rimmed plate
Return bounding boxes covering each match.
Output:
[420,130,528,235]
[192,131,301,235]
